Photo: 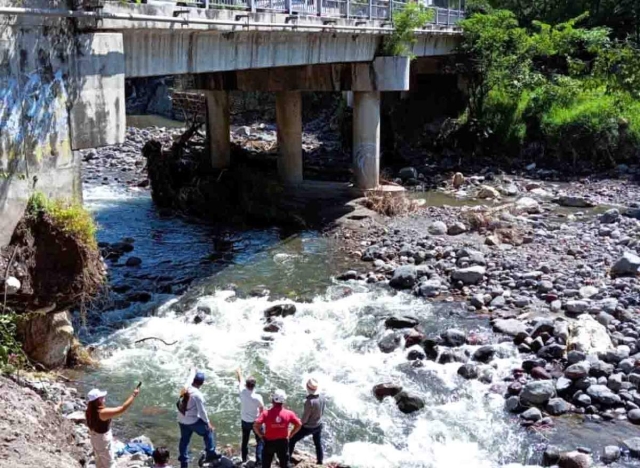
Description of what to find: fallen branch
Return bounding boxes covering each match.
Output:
[135,337,178,346]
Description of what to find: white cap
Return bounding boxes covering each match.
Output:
[272,389,287,404]
[87,389,107,402]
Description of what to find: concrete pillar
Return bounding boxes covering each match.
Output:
[353,91,380,190]
[205,90,230,169]
[275,91,303,184]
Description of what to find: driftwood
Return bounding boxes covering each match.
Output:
[135,337,178,346]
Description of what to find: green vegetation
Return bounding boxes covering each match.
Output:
[383,3,434,57]
[0,313,25,372]
[27,192,98,249]
[450,3,640,168]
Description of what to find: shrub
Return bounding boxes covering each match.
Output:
[26,192,98,249]
[382,3,434,57]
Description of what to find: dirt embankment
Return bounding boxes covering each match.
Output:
[0,376,83,468]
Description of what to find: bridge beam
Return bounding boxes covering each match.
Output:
[353,91,380,190]
[276,91,303,184]
[205,90,231,169]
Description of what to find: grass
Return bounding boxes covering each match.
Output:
[361,191,419,217]
[26,192,98,249]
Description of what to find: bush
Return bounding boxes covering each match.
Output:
[0,313,25,372]
[382,3,434,57]
[26,193,98,249]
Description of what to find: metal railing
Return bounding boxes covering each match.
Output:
[105,0,464,25]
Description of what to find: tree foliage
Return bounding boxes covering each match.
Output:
[383,3,434,57]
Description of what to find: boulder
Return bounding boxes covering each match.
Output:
[578,286,598,299]
[589,360,614,378]
[372,383,403,401]
[565,300,589,317]
[389,266,418,289]
[438,348,468,364]
[263,304,297,318]
[125,256,142,267]
[628,408,640,424]
[441,329,467,347]
[623,437,640,457]
[451,266,486,285]
[407,349,426,361]
[521,407,542,421]
[385,315,419,330]
[565,362,590,380]
[477,185,500,199]
[452,172,465,188]
[538,344,566,360]
[3,276,20,295]
[599,209,620,224]
[601,446,621,464]
[556,195,595,208]
[447,222,467,236]
[428,221,448,235]
[611,252,640,277]
[546,398,571,415]
[399,167,418,181]
[378,333,402,353]
[20,311,74,369]
[520,381,556,406]
[543,446,561,466]
[586,385,621,406]
[515,197,541,214]
[458,364,479,380]
[473,345,496,363]
[493,319,527,337]
[568,315,613,354]
[394,391,425,414]
[558,451,591,468]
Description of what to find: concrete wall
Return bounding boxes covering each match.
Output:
[0,1,125,246]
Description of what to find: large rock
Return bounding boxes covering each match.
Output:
[473,345,496,363]
[628,409,640,424]
[385,315,419,330]
[394,391,425,414]
[372,383,403,401]
[493,319,527,337]
[451,266,486,285]
[515,197,541,214]
[389,266,418,289]
[565,362,590,380]
[458,364,479,380]
[611,252,640,277]
[477,185,500,199]
[565,300,589,317]
[568,315,613,354]
[428,221,448,235]
[586,385,621,406]
[546,398,571,415]
[601,446,621,464]
[20,311,74,369]
[441,329,467,347]
[3,276,20,295]
[556,195,595,208]
[623,437,640,457]
[558,451,591,468]
[378,333,402,353]
[520,381,556,406]
[263,304,297,318]
[599,208,620,224]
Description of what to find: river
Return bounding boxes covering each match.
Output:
[74,118,638,468]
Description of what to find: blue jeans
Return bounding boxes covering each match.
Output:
[178,419,217,468]
[241,420,263,463]
[289,424,323,464]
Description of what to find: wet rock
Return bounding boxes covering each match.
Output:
[565,362,590,380]
[416,279,442,298]
[125,256,142,267]
[623,437,640,457]
[473,345,496,363]
[601,446,621,464]
[558,451,591,468]
[428,221,448,235]
[458,364,479,380]
[490,295,506,308]
[586,385,621,406]
[447,222,467,235]
[407,349,426,361]
[263,304,297,318]
[399,167,418,181]
[470,294,485,309]
[599,209,620,224]
[125,291,152,303]
[451,266,486,285]
[546,398,571,415]
[478,185,500,199]
[4,276,20,294]
[394,391,425,414]
[493,319,527,337]
[389,266,418,289]
[543,446,561,466]
[337,270,358,280]
[505,396,522,413]
[520,380,556,406]
[403,329,425,348]
[438,348,468,364]
[574,393,592,407]
[556,195,595,208]
[385,315,419,329]
[373,383,403,401]
[628,408,640,424]
[263,320,282,333]
[521,407,542,421]
[452,172,465,188]
[441,329,467,347]
[611,252,640,277]
[531,367,552,380]
[379,333,402,353]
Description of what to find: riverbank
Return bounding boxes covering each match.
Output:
[14,120,639,468]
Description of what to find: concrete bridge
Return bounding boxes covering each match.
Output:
[0,0,463,244]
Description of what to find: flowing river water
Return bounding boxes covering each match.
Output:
[72,120,640,468]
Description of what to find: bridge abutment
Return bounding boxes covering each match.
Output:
[205,90,231,169]
[353,91,381,190]
[276,91,304,185]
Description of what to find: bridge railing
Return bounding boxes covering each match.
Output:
[103,0,464,24]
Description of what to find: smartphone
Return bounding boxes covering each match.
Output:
[136,381,142,389]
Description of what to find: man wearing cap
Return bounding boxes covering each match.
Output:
[253,389,301,468]
[85,386,140,468]
[236,368,265,464]
[178,371,219,468]
[288,379,326,465]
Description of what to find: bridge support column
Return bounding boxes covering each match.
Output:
[353,91,380,190]
[276,91,303,184]
[205,90,230,169]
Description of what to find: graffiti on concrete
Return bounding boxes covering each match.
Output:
[354,142,378,187]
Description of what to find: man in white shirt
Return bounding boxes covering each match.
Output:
[236,368,265,465]
[177,371,219,468]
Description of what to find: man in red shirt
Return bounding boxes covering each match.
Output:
[253,389,301,468]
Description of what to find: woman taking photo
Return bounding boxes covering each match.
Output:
[85,385,141,468]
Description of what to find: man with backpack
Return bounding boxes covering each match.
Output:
[177,371,219,468]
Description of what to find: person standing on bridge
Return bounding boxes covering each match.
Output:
[253,389,301,468]
[236,368,265,465]
[86,386,140,468]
